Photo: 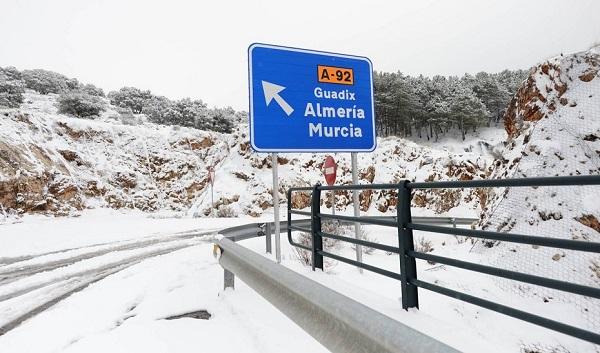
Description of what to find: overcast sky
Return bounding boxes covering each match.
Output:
[1,0,599,110]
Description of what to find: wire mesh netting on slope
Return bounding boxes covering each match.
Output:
[475,48,600,351]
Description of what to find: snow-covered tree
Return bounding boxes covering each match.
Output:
[469,72,511,124]
[108,87,154,114]
[21,69,77,94]
[58,91,106,118]
[207,107,235,133]
[0,66,25,108]
[142,95,180,125]
[80,83,105,97]
[449,85,489,140]
[373,68,526,139]
[173,98,207,127]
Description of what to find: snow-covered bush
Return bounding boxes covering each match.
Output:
[22,69,77,94]
[58,91,106,118]
[206,107,235,133]
[80,83,105,97]
[142,95,175,124]
[216,205,237,217]
[114,107,141,125]
[0,67,25,108]
[173,97,207,127]
[108,87,153,114]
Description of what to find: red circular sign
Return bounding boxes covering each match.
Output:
[323,156,337,186]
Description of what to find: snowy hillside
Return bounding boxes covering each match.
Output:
[0,91,502,221]
[0,91,232,217]
[478,46,600,347]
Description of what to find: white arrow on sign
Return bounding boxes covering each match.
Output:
[262,80,294,116]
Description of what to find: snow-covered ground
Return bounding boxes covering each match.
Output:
[0,211,330,353]
[0,211,597,353]
[247,226,597,353]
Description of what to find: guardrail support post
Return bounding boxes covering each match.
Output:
[397,180,419,309]
[265,223,272,254]
[224,269,235,290]
[311,184,323,271]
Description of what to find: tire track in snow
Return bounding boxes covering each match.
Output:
[0,228,213,267]
[0,232,218,336]
[0,230,215,285]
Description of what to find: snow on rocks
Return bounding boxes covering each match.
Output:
[1,91,498,220]
[0,91,231,216]
[189,130,494,218]
[478,46,600,349]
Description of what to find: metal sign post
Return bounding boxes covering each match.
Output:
[331,191,336,216]
[323,155,337,215]
[351,153,363,273]
[272,153,281,263]
[208,166,215,217]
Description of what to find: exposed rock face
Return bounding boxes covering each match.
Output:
[0,172,82,215]
[2,90,494,219]
[0,94,230,216]
[504,48,600,140]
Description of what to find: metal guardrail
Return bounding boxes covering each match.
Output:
[216,237,459,353]
[216,215,475,290]
[287,175,600,345]
[214,216,472,352]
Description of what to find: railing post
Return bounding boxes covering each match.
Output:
[311,184,323,271]
[397,180,418,309]
[265,223,272,254]
[224,269,235,290]
[287,189,293,253]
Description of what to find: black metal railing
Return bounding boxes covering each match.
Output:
[286,175,600,345]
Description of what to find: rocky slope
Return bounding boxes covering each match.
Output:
[0,91,499,221]
[478,46,600,345]
[0,92,231,217]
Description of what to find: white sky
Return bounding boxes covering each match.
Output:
[1,0,599,111]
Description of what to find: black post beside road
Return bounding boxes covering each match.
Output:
[287,188,293,253]
[397,180,419,309]
[265,223,272,254]
[311,184,324,271]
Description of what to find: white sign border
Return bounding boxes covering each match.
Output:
[248,43,377,153]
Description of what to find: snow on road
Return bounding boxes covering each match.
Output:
[0,244,327,353]
[0,211,328,353]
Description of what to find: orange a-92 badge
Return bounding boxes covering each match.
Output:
[317,65,354,85]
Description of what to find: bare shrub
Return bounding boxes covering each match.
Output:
[350,225,376,255]
[416,236,434,253]
[291,228,339,268]
[591,260,600,280]
[292,232,313,266]
[216,205,237,218]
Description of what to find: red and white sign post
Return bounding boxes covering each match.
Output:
[323,156,337,215]
[208,166,215,217]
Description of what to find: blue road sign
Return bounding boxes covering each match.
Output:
[248,43,376,153]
